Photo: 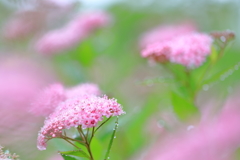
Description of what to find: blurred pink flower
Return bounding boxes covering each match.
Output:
[35,11,111,55]
[144,104,240,160]
[48,154,63,160]
[37,95,124,150]
[140,23,196,48]
[31,83,67,116]
[66,83,101,98]
[2,10,45,40]
[0,56,54,159]
[31,83,101,116]
[169,33,212,67]
[140,24,213,67]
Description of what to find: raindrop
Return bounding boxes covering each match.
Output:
[228,86,233,93]
[203,84,209,91]
[108,157,110,159]
[187,125,195,131]
[234,65,239,70]
[228,69,233,75]
[220,75,225,81]
[220,36,226,42]
[114,136,116,138]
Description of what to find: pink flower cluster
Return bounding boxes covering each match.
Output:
[37,95,124,150]
[140,24,213,68]
[35,82,124,150]
[35,11,111,55]
[31,83,101,116]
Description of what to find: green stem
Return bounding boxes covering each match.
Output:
[62,138,82,149]
[95,117,112,134]
[104,117,119,160]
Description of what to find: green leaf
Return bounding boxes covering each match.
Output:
[171,92,200,122]
[91,137,103,159]
[210,46,218,63]
[74,40,95,67]
[60,150,90,159]
[62,154,78,160]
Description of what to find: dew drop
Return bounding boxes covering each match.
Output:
[234,65,239,71]
[108,157,110,159]
[187,125,195,131]
[220,36,226,42]
[203,84,209,91]
[114,136,116,138]
[220,75,225,81]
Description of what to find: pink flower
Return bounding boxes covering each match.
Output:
[144,107,240,160]
[35,11,111,55]
[37,95,124,150]
[169,33,213,67]
[140,24,213,67]
[31,83,67,116]
[66,83,101,98]
[0,56,54,159]
[2,11,44,40]
[140,23,196,48]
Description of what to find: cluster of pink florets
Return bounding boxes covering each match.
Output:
[140,24,213,68]
[31,83,101,116]
[36,83,124,150]
[35,11,111,55]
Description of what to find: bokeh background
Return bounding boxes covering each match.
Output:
[0,0,240,159]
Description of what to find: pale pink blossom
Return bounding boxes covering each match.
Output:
[31,83,66,116]
[140,24,213,67]
[35,11,111,55]
[37,95,124,150]
[0,56,54,159]
[3,11,45,40]
[140,23,196,48]
[169,33,213,67]
[66,83,101,98]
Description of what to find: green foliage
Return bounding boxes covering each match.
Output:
[60,150,90,159]
[171,92,200,122]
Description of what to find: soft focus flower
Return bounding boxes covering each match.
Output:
[31,83,66,116]
[140,24,213,68]
[0,56,54,159]
[2,10,45,40]
[37,95,124,150]
[169,33,213,67]
[0,146,19,160]
[66,83,101,98]
[35,11,111,55]
[48,154,63,160]
[31,83,101,116]
[144,102,240,160]
[140,23,196,48]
